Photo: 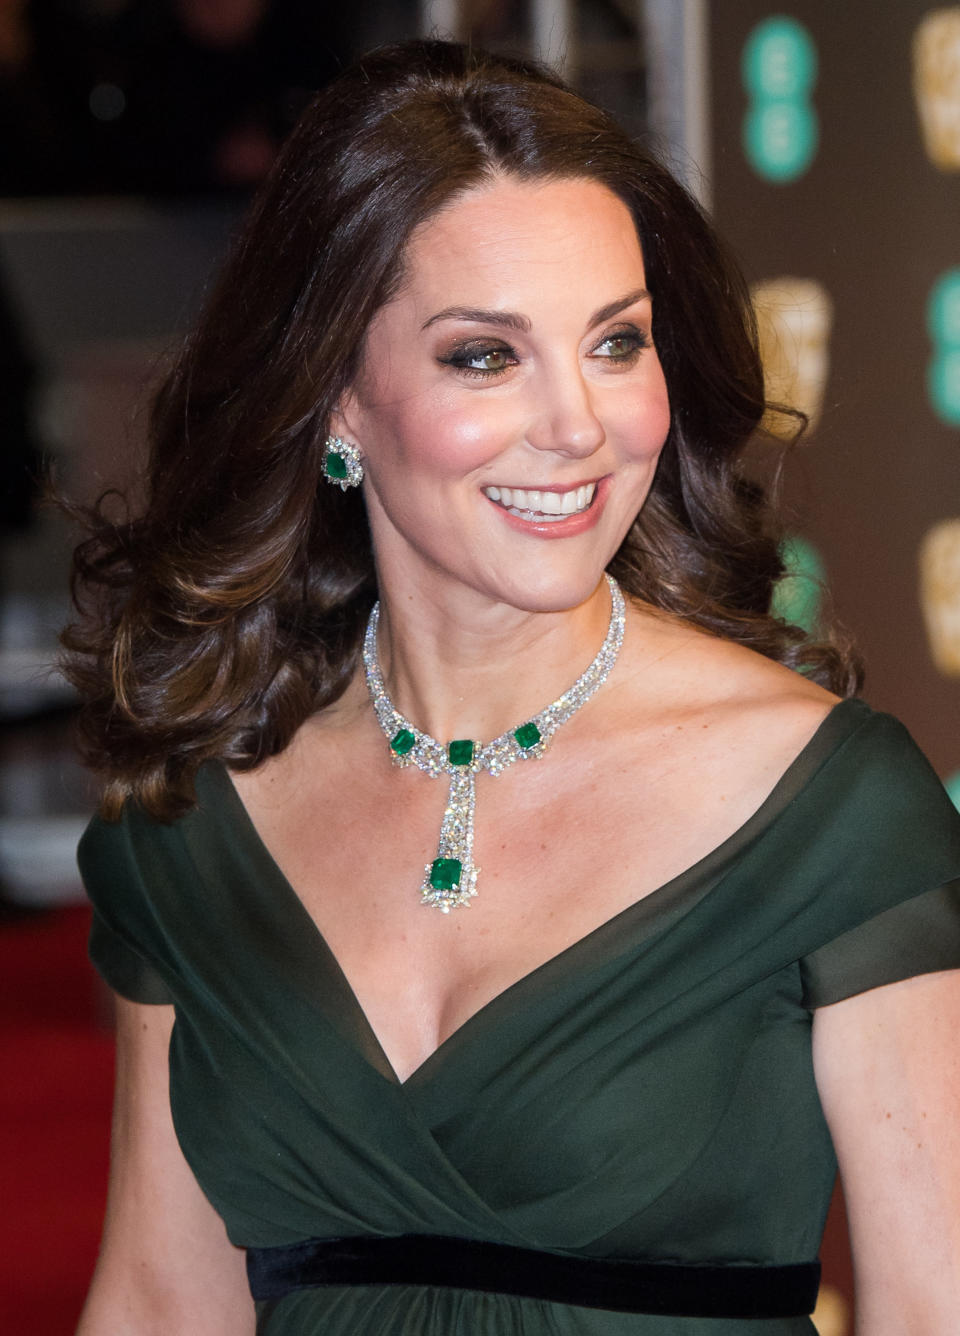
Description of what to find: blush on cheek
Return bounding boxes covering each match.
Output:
[620,402,671,466]
[643,395,672,457]
[436,390,516,445]
[414,409,515,477]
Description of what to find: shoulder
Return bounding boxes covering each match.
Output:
[616,600,843,781]
[79,763,233,915]
[616,602,959,840]
[620,597,839,718]
[80,766,244,1005]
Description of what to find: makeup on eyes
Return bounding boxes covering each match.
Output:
[589,327,650,363]
[436,340,518,378]
[435,324,652,381]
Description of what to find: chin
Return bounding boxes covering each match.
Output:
[484,565,613,616]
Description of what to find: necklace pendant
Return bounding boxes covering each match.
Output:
[363,574,625,916]
[420,767,479,912]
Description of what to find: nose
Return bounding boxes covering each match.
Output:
[524,366,606,458]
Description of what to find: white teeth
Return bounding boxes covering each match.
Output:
[508,508,567,522]
[482,482,597,519]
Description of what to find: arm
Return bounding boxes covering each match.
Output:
[813,969,960,1334]
[77,997,255,1335]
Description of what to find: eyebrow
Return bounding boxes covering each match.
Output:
[420,287,651,334]
[590,288,652,326]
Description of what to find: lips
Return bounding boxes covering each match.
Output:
[482,482,596,522]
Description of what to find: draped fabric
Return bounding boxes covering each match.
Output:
[81,699,960,1334]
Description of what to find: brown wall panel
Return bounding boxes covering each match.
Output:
[709,1,960,778]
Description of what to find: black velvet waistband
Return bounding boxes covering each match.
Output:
[246,1234,821,1318]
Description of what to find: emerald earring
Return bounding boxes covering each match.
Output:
[323,436,364,490]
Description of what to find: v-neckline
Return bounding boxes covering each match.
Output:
[201,697,869,1089]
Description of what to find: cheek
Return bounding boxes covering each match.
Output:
[374,393,516,479]
[434,402,517,471]
[646,382,673,455]
[615,372,672,465]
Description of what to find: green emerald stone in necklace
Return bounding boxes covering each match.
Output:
[429,858,462,891]
[513,721,542,750]
[448,739,475,767]
[362,573,626,913]
[390,727,416,756]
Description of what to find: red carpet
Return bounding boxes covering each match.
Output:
[0,906,113,1335]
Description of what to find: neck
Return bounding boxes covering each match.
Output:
[368,577,615,743]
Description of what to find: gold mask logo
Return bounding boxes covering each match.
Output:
[920,518,960,677]
[913,8,960,171]
[751,277,833,440]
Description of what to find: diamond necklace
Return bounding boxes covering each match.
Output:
[362,573,626,912]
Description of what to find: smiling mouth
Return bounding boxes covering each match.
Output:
[482,482,597,523]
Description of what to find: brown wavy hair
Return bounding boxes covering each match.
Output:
[63,38,860,820]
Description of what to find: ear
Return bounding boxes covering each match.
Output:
[327,388,363,447]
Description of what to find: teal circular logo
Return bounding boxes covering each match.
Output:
[742,17,818,99]
[771,534,825,633]
[927,270,960,426]
[742,17,819,183]
[927,269,960,346]
[744,102,818,182]
[946,771,960,814]
[928,350,960,427]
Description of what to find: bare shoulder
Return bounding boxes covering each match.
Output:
[230,674,369,807]
[686,626,842,744]
[229,724,312,813]
[615,601,843,784]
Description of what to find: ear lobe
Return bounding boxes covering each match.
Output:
[326,409,351,443]
[328,390,361,445]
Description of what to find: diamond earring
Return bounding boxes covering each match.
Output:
[322,436,364,489]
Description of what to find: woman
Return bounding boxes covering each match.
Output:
[69,39,960,1336]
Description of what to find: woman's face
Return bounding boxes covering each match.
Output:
[334,174,671,614]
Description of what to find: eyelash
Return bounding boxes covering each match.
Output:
[437,327,651,381]
[437,342,519,380]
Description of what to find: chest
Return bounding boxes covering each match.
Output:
[169,873,833,1258]
[235,721,787,1082]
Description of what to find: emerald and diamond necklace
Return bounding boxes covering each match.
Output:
[362,574,626,911]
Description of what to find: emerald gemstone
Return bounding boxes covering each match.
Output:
[325,451,348,480]
[514,721,541,749]
[430,858,462,890]
[390,728,416,756]
[448,739,474,766]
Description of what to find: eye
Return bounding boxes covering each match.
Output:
[591,328,650,365]
[437,340,519,379]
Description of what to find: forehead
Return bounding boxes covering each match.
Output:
[393,175,646,310]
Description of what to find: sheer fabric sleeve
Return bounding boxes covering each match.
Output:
[797,708,960,1009]
[801,879,960,1007]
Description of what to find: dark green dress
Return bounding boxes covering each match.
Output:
[80,699,960,1334]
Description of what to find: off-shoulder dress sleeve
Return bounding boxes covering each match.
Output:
[798,708,960,1008]
[79,813,175,1006]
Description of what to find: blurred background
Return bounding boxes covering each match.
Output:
[0,2,957,1333]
